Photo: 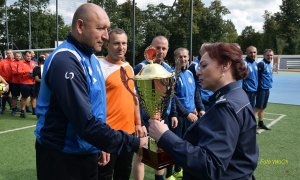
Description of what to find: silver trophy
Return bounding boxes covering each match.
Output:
[121,46,176,170]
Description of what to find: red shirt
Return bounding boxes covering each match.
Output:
[18,60,36,85]
[10,59,22,84]
[0,58,13,83]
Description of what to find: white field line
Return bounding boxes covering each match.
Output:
[257,112,286,134]
[0,113,286,135]
[264,118,274,121]
[0,125,36,135]
[264,112,286,116]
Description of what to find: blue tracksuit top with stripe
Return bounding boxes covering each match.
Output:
[257,59,273,90]
[243,57,258,92]
[175,69,196,113]
[188,57,213,104]
[35,34,139,154]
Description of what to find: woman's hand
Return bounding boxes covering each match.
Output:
[148,119,169,141]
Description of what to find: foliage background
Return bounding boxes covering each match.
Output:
[0,0,299,65]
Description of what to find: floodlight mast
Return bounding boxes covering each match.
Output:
[5,0,9,49]
[29,0,32,49]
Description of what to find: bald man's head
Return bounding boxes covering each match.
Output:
[150,36,169,63]
[246,46,257,60]
[71,3,110,52]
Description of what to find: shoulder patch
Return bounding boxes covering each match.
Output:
[215,95,227,104]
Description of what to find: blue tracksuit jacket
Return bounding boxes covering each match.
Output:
[35,34,139,154]
[243,57,258,93]
[188,57,213,105]
[257,59,273,90]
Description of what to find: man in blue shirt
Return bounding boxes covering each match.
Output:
[243,46,258,108]
[256,49,274,130]
[34,3,147,180]
[188,43,213,110]
[133,35,174,180]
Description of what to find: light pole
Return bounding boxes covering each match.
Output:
[29,0,32,49]
[5,0,9,49]
[131,0,136,66]
[189,0,193,62]
[56,0,59,47]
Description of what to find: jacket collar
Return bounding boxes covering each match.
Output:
[66,33,94,56]
[245,56,255,63]
[263,58,271,64]
[209,82,240,102]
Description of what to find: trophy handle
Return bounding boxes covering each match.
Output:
[120,66,138,105]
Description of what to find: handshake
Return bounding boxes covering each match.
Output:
[98,125,148,166]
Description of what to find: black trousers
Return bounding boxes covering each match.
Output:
[35,141,98,180]
[98,150,134,180]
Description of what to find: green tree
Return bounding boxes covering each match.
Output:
[276,0,300,54]
[262,11,279,53]
[237,26,263,53]
[220,20,238,43]
[140,3,172,61]
[0,0,69,50]
[87,0,119,26]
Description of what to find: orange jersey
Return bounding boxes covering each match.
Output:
[10,59,22,84]
[18,60,36,85]
[99,57,136,134]
[0,59,13,83]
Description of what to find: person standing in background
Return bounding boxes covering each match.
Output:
[255,49,274,130]
[32,55,45,100]
[188,43,213,110]
[166,48,205,179]
[10,52,22,116]
[0,49,14,114]
[98,28,146,180]
[134,35,174,180]
[18,51,36,118]
[243,46,258,108]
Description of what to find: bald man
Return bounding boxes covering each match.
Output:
[243,46,258,108]
[34,3,147,180]
[133,36,174,180]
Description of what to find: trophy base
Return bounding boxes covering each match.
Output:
[142,147,174,170]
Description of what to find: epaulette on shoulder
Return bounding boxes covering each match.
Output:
[215,95,227,104]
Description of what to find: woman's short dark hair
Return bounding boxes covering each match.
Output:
[204,43,248,80]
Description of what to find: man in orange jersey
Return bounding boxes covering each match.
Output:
[98,28,146,180]
[0,49,14,114]
[10,52,22,116]
[18,51,36,118]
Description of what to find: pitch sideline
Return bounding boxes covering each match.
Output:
[0,112,286,135]
[0,125,36,134]
[257,112,286,134]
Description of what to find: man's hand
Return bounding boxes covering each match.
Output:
[193,109,198,116]
[171,117,178,128]
[98,151,110,166]
[139,136,148,149]
[187,112,198,123]
[135,124,146,138]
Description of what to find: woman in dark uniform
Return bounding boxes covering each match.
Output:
[149,43,258,180]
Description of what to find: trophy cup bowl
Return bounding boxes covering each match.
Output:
[134,46,175,170]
